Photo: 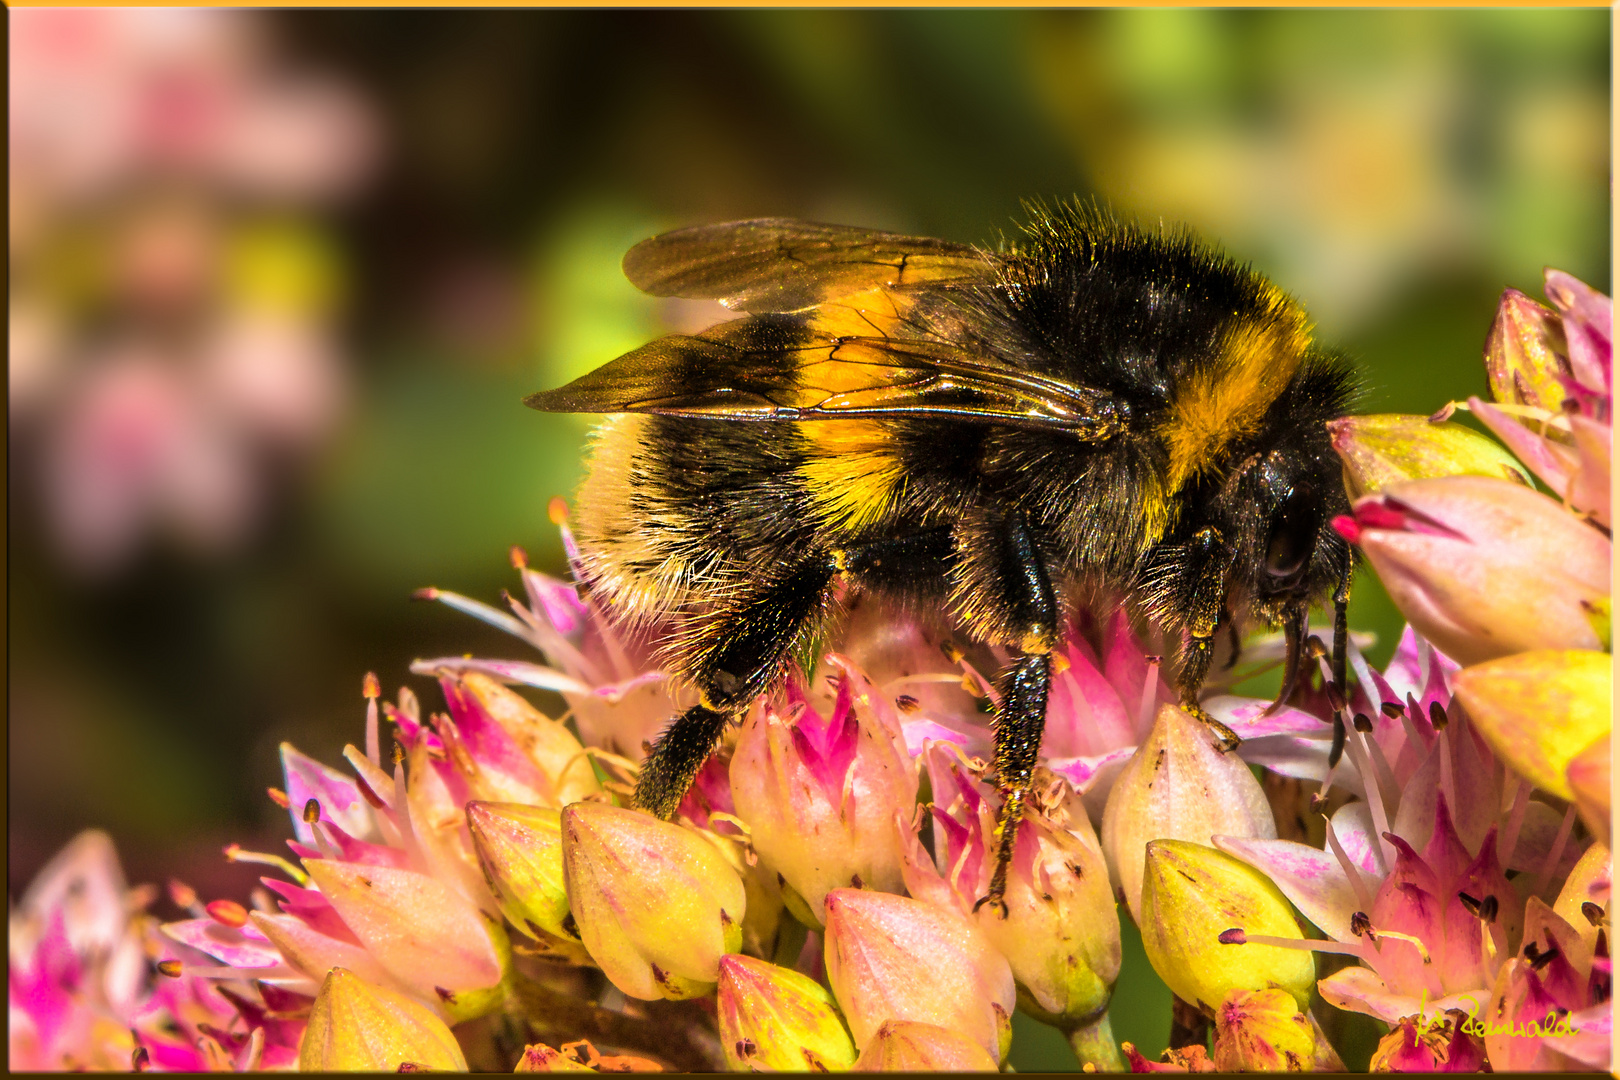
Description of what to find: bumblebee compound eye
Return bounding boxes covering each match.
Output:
[1263,486,1319,583]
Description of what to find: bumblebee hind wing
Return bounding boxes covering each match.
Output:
[622,218,992,312]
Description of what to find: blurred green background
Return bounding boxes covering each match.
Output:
[8,9,1610,1069]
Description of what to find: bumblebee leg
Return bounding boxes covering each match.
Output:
[634,705,731,820]
[953,512,1058,918]
[1327,547,1353,768]
[976,649,1051,917]
[1174,527,1241,751]
[634,556,837,819]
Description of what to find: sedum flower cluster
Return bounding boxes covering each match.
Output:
[9,272,1610,1072]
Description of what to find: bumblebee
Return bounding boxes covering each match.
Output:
[526,202,1355,910]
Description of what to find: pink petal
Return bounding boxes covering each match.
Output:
[1469,397,1576,491]
[900,718,986,758]
[1205,695,1333,739]
[1544,269,1612,394]
[280,744,375,845]
[1317,965,1480,1025]
[1214,836,1359,943]
[1045,747,1137,792]
[160,918,283,968]
[1329,803,1383,876]
[410,655,588,696]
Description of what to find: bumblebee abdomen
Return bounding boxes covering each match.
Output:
[573,414,824,623]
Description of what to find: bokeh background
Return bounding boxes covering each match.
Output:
[8,8,1611,1069]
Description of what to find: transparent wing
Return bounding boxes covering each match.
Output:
[526,318,1129,439]
[622,218,994,313]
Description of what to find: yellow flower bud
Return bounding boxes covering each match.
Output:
[561,802,744,1001]
[1453,649,1611,801]
[1331,414,1531,500]
[716,954,857,1071]
[298,968,468,1072]
[1138,840,1315,1014]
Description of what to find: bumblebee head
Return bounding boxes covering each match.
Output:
[1137,348,1356,680]
[1234,442,1350,619]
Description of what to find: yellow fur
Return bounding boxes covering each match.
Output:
[797,419,906,532]
[1159,290,1311,492]
[573,415,694,623]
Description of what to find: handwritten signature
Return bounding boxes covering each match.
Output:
[1415,992,1582,1039]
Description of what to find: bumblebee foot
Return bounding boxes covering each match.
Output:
[972,891,1010,919]
[1184,700,1241,753]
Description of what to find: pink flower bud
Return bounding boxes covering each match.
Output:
[560,803,744,1001]
[1484,288,1573,415]
[715,954,857,1071]
[904,745,1120,1029]
[301,859,510,1023]
[1102,704,1277,922]
[1210,988,1323,1072]
[435,671,602,807]
[1367,1010,1485,1072]
[851,1020,1000,1071]
[729,661,917,921]
[465,802,576,950]
[822,888,1014,1063]
[1338,477,1610,666]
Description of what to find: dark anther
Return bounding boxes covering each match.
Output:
[1457,891,1482,917]
[1350,911,1372,938]
[1529,945,1560,972]
[1306,635,1328,660]
[1380,701,1405,718]
[1218,928,1247,944]
[1325,682,1347,715]
[1428,701,1448,730]
[1582,901,1606,927]
[735,1039,757,1059]
[1478,895,1499,923]
[1352,713,1374,733]
[132,1046,152,1072]
[303,799,321,825]
[894,694,920,713]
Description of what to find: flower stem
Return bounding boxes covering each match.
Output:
[507,972,724,1071]
[1169,995,1210,1051]
[1066,1011,1126,1071]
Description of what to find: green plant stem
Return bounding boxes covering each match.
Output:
[1066,1011,1127,1071]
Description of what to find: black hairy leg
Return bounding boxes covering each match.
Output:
[1327,546,1354,768]
[976,650,1051,917]
[635,704,732,820]
[633,556,837,820]
[1172,526,1242,751]
[634,531,955,821]
[956,511,1060,918]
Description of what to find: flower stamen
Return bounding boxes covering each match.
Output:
[223,843,308,885]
